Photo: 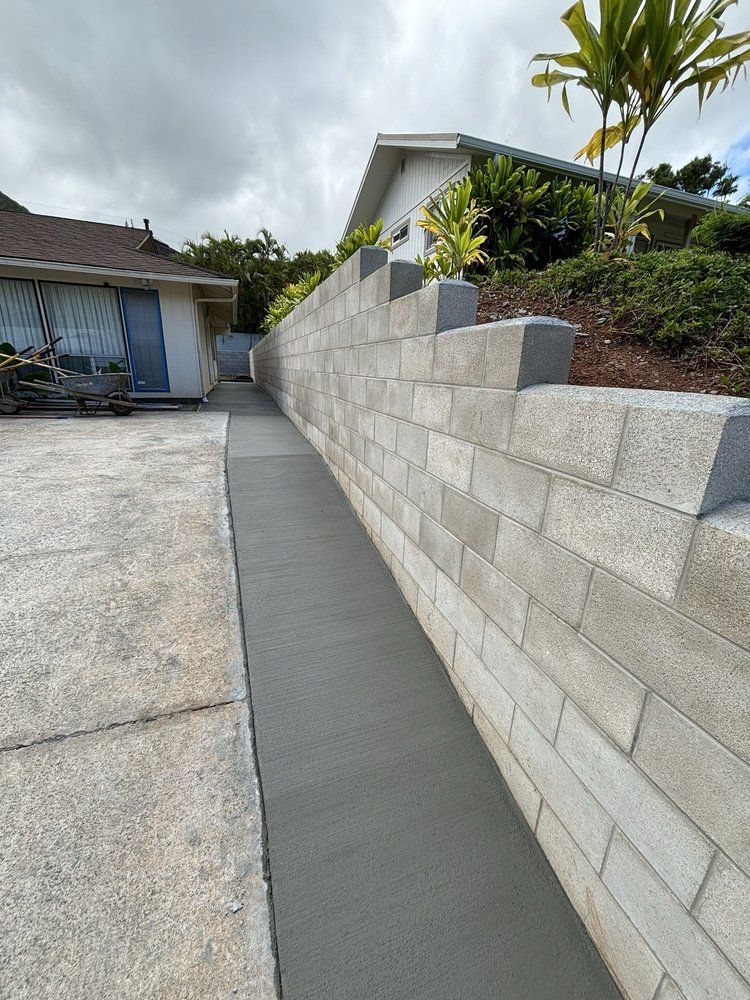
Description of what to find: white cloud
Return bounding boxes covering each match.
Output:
[0,0,748,252]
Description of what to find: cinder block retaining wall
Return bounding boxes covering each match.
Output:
[250,247,750,1000]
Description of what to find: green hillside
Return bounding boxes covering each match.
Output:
[0,191,29,213]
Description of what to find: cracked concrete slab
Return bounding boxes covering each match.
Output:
[0,703,276,1000]
[0,412,276,998]
[0,413,245,748]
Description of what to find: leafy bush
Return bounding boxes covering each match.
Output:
[415,178,487,281]
[265,271,323,328]
[520,248,750,390]
[691,209,750,255]
[334,220,390,265]
[264,220,391,328]
[469,156,596,271]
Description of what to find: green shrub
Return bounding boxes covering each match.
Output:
[265,271,322,328]
[520,249,750,390]
[334,219,390,265]
[468,156,595,271]
[691,209,750,255]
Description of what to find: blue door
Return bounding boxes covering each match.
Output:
[120,287,169,391]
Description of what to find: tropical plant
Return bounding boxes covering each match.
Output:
[603,180,664,255]
[691,207,750,253]
[415,178,488,280]
[468,155,596,269]
[532,0,750,251]
[265,271,323,328]
[532,0,643,248]
[334,220,391,265]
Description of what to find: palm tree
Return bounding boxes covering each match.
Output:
[621,1,750,191]
[532,0,750,250]
[532,0,642,249]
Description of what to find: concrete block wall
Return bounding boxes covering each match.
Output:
[250,247,750,1000]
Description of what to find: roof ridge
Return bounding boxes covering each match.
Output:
[0,207,152,232]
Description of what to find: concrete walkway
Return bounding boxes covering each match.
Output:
[208,383,621,1000]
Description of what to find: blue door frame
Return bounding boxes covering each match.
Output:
[119,287,170,392]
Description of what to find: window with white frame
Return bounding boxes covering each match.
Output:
[423,228,437,255]
[390,220,409,248]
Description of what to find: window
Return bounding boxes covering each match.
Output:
[0,278,45,349]
[423,229,437,255]
[391,221,409,248]
[40,282,128,375]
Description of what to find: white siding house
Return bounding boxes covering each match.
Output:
[0,212,237,400]
[345,133,735,258]
[375,151,470,261]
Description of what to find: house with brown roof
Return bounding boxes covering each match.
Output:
[0,211,238,400]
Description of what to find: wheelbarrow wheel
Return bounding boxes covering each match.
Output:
[108,390,133,416]
[0,399,21,415]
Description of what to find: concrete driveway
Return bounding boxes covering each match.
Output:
[0,413,277,999]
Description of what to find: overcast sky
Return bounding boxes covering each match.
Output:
[1,0,748,254]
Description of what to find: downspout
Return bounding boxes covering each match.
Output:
[193,290,238,400]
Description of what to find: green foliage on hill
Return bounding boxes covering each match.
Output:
[0,191,29,213]
[691,209,750,255]
[507,249,750,393]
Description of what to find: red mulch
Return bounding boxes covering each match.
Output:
[477,284,733,395]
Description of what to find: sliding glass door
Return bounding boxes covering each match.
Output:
[120,288,169,392]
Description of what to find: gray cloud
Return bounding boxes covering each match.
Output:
[1,0,748,252]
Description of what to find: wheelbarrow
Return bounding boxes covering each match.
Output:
[18,371,137,416]
[0,344,138,416]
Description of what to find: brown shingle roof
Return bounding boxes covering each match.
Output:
[0,211,234,282]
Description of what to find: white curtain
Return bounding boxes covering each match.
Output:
[0,278,45,348]
[40,282,125,357]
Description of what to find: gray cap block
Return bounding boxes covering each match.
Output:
[356,245,389,281]
[614,401,750,515]
[484,316,575,390]
[387,260,423,302]
[435,280,479,334]
[416,280,479,336]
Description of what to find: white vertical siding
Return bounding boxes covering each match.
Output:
[156,281,204,398]
[375,152,471,260]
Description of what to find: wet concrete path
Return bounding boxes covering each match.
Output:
[207,382,620,1000]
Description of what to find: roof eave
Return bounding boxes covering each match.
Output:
[456,132,738,213]
[0,256,239,286]
[343,133,462,237]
